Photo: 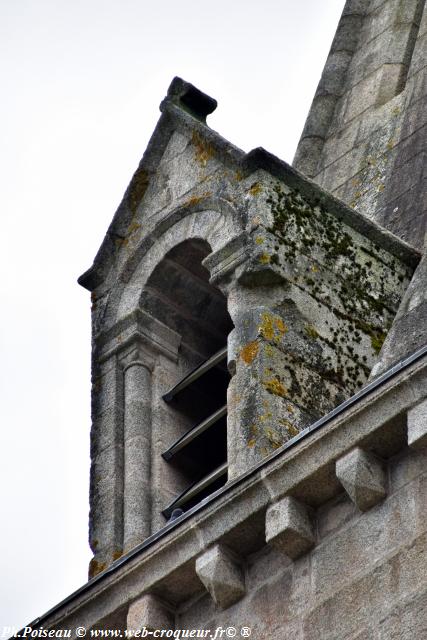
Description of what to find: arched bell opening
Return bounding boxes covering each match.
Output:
[142,238,233,519]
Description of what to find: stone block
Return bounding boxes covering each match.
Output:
[408,398,427,449]
[293,136,324,177]
[127,594,174,633]
[265,496,315,559]
[336,447,386,511]
[195,544,245,609]
[376,588,427,640]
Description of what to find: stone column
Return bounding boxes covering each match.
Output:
[89,355,124,578]
[123,359,152,552]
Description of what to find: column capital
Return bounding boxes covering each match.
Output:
[97,308,181,364]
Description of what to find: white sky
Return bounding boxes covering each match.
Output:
[0,0,345,629]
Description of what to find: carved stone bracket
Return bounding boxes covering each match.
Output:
[195,544,245,609]
[336,447,387,512]
[127,594,174,633]
[265,495,315,560]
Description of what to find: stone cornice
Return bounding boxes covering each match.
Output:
[33,346,427,633]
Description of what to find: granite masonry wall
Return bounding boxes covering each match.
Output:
[294,0,427,251]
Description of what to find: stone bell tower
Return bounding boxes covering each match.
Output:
[77,73,417,578]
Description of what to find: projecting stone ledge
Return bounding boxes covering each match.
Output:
[408,398,427,450]
[265,495,315,559]
[195,544,245,609]
[336,447,386,512]
[127,594,174,633]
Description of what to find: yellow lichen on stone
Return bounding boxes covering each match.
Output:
[187,195,204,207]
[304,324,319,340]
[280,418,299,438]
[264,427,283,449]
[264,377,288,397]
[247,424,259,448]
[89,558,107,578]
[127,168,150,214]
[265,344,275,358]
[258,313,288,344]
[186,191,212,207]
[255,236,265,245]
[115,236,129,248]
[128,221,141,234]
[240,340,259,364]
[192,131,214,167]
[259,253,271,264]
[275,317,288,335]
[259,313,275,340]
[249,182,263,196]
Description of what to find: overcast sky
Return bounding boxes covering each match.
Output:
[0,0,345,629]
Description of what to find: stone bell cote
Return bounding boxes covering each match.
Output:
[79,77,419,578]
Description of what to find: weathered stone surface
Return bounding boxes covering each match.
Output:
[265,496,315,559]
[195,545,245,609]
[127,594,174,633]
[123,361,152,552]
[390,446,427,493]
[408,398,427,449]
[336,447,387,511]
[373,243,427,376]
[311,479,420,601]
[317,492,357,539]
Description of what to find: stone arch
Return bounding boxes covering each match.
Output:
[108,199,242,328]
[143,236,233,525]
[104,203,241,531]
[141,238,233,363]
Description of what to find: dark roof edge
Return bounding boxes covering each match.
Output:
[26,341,427,632]
[241,147,420,269]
